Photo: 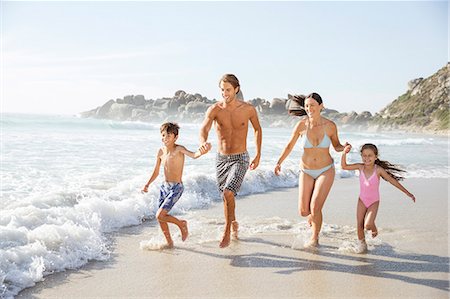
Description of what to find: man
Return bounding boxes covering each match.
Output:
[199,74,262,248]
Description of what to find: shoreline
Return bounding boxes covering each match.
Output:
[17,178,449,298]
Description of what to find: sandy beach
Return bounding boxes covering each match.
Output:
[17,178,449,298]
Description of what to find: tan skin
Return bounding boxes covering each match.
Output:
[275,97,349,246]
[199,81,262,248]
[341,145,415,243]
[142,131,211,248]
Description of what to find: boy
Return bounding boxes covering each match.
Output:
[142,122,211,248]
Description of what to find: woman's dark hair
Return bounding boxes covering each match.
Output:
[287,94,307,117]
[360,143,406,181]
[306,92,323,105]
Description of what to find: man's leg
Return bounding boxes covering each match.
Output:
[219,189,235,248]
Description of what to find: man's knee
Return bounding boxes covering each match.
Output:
[223,189,235,200]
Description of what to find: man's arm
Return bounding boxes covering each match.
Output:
[199,105,215,153]
[249,106,262,170]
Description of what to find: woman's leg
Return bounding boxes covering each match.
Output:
[298,171,315,218]
[309,166,335,242]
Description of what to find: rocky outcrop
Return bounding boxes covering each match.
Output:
[80,63,449,134]
[372,63,449,133]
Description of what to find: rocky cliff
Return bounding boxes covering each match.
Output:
[372,63,449,133]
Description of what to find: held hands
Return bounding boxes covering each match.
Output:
[199,142,212,155]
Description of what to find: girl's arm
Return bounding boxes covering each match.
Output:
[275,120,303,175]
[379,168,416,202]
[178,144,211,159]
[142,149,163,192]
[329,121,350,152]
[340,145,362,170]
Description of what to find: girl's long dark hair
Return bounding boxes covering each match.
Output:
[360,143,406,181]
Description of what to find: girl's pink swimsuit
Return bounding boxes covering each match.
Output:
[359,165,380,208]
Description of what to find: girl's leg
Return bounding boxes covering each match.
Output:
[156,208,188,241]
[309,167,335,243]
[356,199,368,241]
[364,202,380,238]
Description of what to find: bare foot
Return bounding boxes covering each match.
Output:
[307,215,312,227]
[219,233,231,248]
[180,220,189,241]
[160,242,174,250]
[304,238,319,248]
[231,221,239,240]
[357,239,368,254]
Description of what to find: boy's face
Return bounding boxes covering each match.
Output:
[161,131,177,146]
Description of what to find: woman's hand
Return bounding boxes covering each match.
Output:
[274,164,281,176]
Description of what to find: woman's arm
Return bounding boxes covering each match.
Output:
[275,120,303,175]
[328,120,349,152]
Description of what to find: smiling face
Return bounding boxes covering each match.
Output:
[161,131,177,147]
[361,148,377,166]
[304,97,323,117]
[220,81,238,104]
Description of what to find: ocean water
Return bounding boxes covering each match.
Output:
[1,113,448,297]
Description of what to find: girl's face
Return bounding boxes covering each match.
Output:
[361,148,377,166]
[161,131,177,146]
[304,98,323,117]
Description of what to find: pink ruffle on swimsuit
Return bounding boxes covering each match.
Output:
[359,165,380,208]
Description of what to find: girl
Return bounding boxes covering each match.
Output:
[341,143,415,252]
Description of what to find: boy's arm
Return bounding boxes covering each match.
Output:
[178,144,211,159]
[340,145,361,170]
[142,149,163,193]
[379,168,416,202]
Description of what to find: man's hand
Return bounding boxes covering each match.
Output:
[249,156,260,170]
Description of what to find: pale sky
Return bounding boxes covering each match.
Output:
[1,1,448,115]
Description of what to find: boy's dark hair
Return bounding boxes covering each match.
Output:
[160,122,180,136]
[360,143,406,181]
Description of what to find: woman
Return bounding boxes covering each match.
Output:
[275,93,350,247]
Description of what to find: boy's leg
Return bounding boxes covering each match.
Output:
[156,208,188,241]
[158,220,173,248]
[364,202,380,238]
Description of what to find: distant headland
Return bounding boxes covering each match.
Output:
[81,63,448,134]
